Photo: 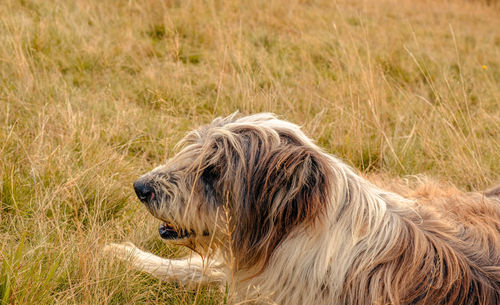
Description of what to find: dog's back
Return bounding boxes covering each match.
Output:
[406,183,500,304]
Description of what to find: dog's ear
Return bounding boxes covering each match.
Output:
[230,142,333,274]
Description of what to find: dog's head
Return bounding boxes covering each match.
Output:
[133,113,333,271]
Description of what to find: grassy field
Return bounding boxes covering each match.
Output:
[0,0,499,303]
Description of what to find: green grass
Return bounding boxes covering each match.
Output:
[1,0,499,303]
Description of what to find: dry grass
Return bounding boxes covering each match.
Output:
[0,0,499,303]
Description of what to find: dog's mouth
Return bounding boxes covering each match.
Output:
[158,222,191,240]
[158,221,211,240]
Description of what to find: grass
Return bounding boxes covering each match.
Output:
[0,0,499,303]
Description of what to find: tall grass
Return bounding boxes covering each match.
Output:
[0,0,499,303]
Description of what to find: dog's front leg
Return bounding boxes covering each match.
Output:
[104,242,225,287]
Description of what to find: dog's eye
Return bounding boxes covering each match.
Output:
[202,165,218,182]
[201,166,219,203]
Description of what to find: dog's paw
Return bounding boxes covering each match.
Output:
[103,242,141,261]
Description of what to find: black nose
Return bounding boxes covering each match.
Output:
[133,179,154,203]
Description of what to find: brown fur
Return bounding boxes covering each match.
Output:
[344,177,500,304]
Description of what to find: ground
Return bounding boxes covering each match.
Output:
[0,0,499,304]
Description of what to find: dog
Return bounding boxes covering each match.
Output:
[106,113,500,305]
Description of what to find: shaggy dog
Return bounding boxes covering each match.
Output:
[106,113,500,305]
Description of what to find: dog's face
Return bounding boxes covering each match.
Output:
[133,113,333,269]
[133,143,217,245]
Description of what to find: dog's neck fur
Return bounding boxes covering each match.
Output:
[226,156,497,305]
[224,157,390,303]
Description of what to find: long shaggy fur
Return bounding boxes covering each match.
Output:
[106,113,500,305]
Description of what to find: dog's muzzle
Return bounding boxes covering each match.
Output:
[133,177,210,241]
